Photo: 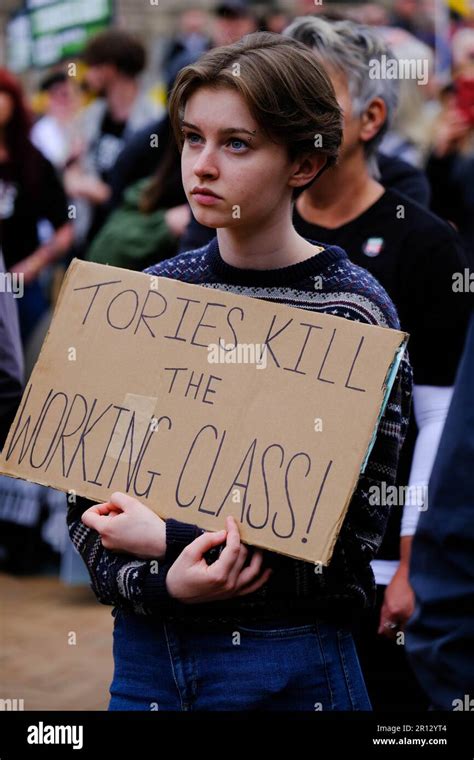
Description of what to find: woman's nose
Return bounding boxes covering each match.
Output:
[193,147,219,179]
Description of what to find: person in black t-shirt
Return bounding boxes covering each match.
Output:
[283,17,472,711]
[0,69,73,342]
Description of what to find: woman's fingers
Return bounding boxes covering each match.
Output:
[94,502,122,516]
[81,509,102,531]
[226,542,249,587]
[81,502,121,529]
[109,492,141,512]
[210,516,242,575]
[185,527,227,562]
[235,567,273,597]
[233,547,264,587]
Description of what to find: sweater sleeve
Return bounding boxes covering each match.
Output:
[67,494,204,615]
[330,353,413,575]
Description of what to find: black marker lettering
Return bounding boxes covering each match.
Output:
[225,306,244,350]
[73,279,122,325]
[215,439,257,522]
[164,367,188,394]
[190,302,227,348]
[134,290,168,337]
[29,392,69,469]
[284,322,322,375]
[304,460,334,537]
[44,393,89,475]
[262,315,293,368]
[164,297,200,342]
[184,371,204,400]
[132,416,172,498]
[202,375,222,405]
[106,289,139,330]
[176,424,219,509]
[317,328,337,385]
[272,452,310,539]
[247,443,284,530]
[345,337,367,392]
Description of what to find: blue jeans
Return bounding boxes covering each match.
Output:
[108,609,372,711]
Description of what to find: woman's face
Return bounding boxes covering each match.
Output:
[181,86,298,233]
[0,92,14,128]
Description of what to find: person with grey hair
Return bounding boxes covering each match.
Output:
[285,16,400,178]
[283,15,471,711]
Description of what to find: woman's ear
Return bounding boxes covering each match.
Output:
[360,96,387,145]
[289,153,328,190]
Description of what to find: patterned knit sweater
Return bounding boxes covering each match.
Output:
[68,237,412,626]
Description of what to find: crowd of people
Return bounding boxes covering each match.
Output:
[0,0,473,712]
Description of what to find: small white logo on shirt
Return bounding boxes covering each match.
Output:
[95,134,125,173]
[362,237,384,257]
[27,721,83,750]
[0,180,17,219]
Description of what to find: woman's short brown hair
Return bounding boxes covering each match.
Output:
[169,31,343,173]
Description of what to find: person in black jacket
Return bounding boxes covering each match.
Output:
[406,312,474,710]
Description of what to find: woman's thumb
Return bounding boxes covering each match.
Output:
[187,529,227,560]
[109,491,138,511]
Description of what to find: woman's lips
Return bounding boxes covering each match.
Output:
[192,192,223,206]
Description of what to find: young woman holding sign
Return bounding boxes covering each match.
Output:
[69,32,412,711]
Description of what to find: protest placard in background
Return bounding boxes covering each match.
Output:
[0,260,408,564]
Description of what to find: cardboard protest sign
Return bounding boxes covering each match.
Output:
[0,260,408,564]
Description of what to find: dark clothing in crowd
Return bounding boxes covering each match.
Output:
[355,585,430,711]
[426,151,474,263]
[163,44,209,93]
[0,145,68,269]
[0,251,23,449]
[86,111,132,243]
[377,152,431,207]
[407,312,474,710]
[93,111,128,179]
[93,115,170,231]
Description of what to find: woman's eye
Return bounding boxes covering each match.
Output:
[183,132,248,151]
[184,132,202,145]
[228,138,248,151]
